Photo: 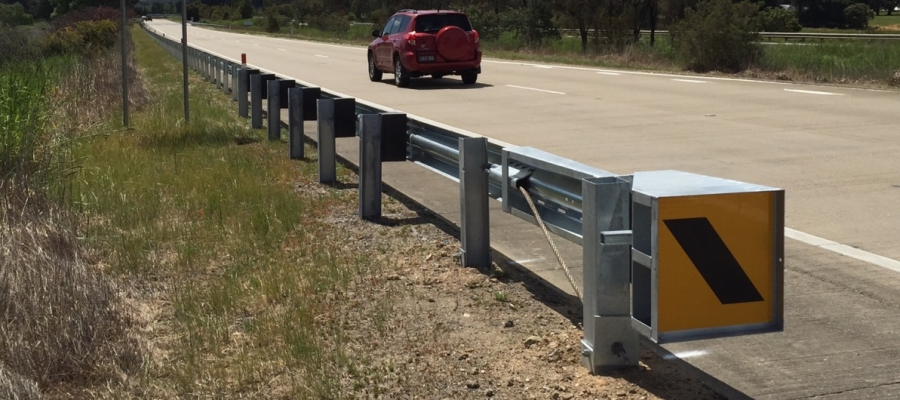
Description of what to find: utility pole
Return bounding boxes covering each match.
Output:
[181,0,190,121]
[120,0,129,127]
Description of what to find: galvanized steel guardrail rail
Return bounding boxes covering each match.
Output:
[142,23,786,374]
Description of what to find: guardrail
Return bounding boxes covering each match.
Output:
[142,23,785,372]
[559,28,900,41]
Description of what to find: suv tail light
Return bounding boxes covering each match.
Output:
[406,32,420,46]
[472,30,479,44]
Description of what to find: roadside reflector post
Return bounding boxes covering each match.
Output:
[250,73,262,128]
[459,137,491,269]
[266,79,281,140]
[358,114,382,220]
[289,88,304,160]
[581,176,638,373]
[241,53,246,66]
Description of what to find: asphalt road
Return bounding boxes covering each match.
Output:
[143,21,900,399]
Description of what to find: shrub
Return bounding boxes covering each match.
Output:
[309,12,349,34]
[44,20,118,56]
[844,3,874,29]
[454,2,502,40]
[265,11,280,32]
[670,0,762,72]
[757,7,802,31]
[236,0,253,19]
[0,3,33,27]
[0,27,42,66]
[370,8,390,30]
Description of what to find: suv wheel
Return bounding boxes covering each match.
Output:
[461,72,477,85]
[368,53,382,82]
[394,57,410,88]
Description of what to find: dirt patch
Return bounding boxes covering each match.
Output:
[310,181,723,399]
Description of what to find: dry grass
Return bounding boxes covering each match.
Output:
[0,362,41,400]
[0,26,149,399]
[53,28,149,133]
[0,203,142,394]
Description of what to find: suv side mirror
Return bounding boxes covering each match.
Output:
[372,29,380,37]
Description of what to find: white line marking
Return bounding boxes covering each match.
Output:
[672,79,707,83]
[785,229,900,273]
[664,350,708,360]
[253,43,259,47]
[534,65,553,69]
[315,55,329,58]
[278,48,286,51]
[784,89,843,96]
[235,40,241,43]
[596,72,621,76]
[506,85,565,95]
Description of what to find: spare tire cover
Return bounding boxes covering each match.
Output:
[435,26,472,61]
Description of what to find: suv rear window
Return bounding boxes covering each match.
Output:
[414,14,472,33]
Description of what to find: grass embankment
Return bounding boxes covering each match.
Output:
[1,45,145,398]
[68,26,403,397]
[1,23,410,397]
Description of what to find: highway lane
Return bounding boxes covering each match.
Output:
[147,20,900,263]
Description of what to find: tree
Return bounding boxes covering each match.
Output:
[793,0,853,27]
[843,2,873,28]
[0,2,32,26]
[48,0,139,18]
[670,0,761,72]
[555,0,599,51]
[234,0,252,18]
[757,6,802,31]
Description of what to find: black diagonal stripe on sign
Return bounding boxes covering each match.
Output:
[664,217,764,305]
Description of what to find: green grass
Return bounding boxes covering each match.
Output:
[0,59,62,187]
[759,40,900,82]
[69,26,383,397]
[872,14,900,26]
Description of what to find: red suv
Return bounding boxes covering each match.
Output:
[368,9,482,88]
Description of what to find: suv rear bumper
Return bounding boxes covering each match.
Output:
[399,51,482,76]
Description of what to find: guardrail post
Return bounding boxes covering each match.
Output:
[213,57,219,86]
[231,65,238,100]
[358,114,382,220]
[289,88,304,160]
[237,68,248,116]
[203,54,209,80]
[267,79,281,141]
[459,137,491,269]
[250,73,262,128]
[316,98,336,182]
[222,62,229,94]
[580,176,638,373]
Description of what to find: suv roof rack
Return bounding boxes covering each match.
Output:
[399,9,417,13]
